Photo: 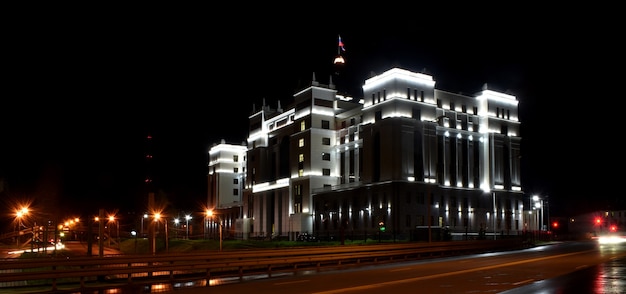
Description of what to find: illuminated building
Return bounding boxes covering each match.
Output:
[212,67,523,241]
[206,140,248,239]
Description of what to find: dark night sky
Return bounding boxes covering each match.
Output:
[1,7,623,226]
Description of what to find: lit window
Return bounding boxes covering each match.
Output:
[299,154,304,162]
[301,121,306,131]
[299,169,304,177]
[299,138,305,147]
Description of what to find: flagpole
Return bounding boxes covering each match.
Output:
[337,35,341,55]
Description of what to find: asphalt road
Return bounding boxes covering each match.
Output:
[1,240,121,258]
[163,241,626,294]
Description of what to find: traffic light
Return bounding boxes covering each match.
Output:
[595,217,602,225]
[610,225,617,232]
[552,221,559,229]
[378,221,386,232]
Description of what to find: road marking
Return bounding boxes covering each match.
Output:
[275,279,309,285]
[512,279,534,285]
[312,250,592,294]
[390,267,413,272]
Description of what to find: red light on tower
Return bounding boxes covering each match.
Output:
[595,217,602,225]
[552,221,559,228]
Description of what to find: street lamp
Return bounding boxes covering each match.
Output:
[492,191,496,240]
[205,209,210,239]
[108,215,118,247]
[207,210,223,251]
[15,207,29,248]
[533,195,543,231]
[185,215,192,240]
[153,213,169,253]
[174,218,179,239]
[141,213,148,237]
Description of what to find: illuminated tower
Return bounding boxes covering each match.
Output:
[144,133,156,254]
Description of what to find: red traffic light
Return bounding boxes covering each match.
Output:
[610,225,617,232]
[595,217,602,225]
[552,221,559,228]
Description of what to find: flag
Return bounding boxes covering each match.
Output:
[338,35,345,51]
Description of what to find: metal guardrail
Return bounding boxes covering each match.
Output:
[1,239,525,293]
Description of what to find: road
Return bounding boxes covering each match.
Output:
[165,240,626,294]
[1,240,121,258]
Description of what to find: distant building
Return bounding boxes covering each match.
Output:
[206,140,247,239]
[209,67,524,241]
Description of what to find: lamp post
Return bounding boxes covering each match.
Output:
[108,215,116,247]
[492,191,496,240]
[153,213,161,255]
[205,210,210,239]
[207,210,222,251]
[533,195,543,231]
[174,218,179,239]
[185,215,192,240]
[15,207,28,248]
[141,213,148,238]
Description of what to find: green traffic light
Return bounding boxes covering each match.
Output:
[380,226,386,232]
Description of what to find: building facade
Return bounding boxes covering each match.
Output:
[210,67,524,241]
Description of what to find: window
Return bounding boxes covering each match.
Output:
[233,167,238,173]
[322,120,330,129]
[300,120,306,131]
[233,178,238,184]
[322,168,330,176]
[322,152,330,161]
[412,108,421,120]
[299,154,304,162]
[233,155,239,162]
[322,137,331,145]
[299,138,305,147]
[233,189,239,195]
[294,185,302,213]
[298,169,304,177]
